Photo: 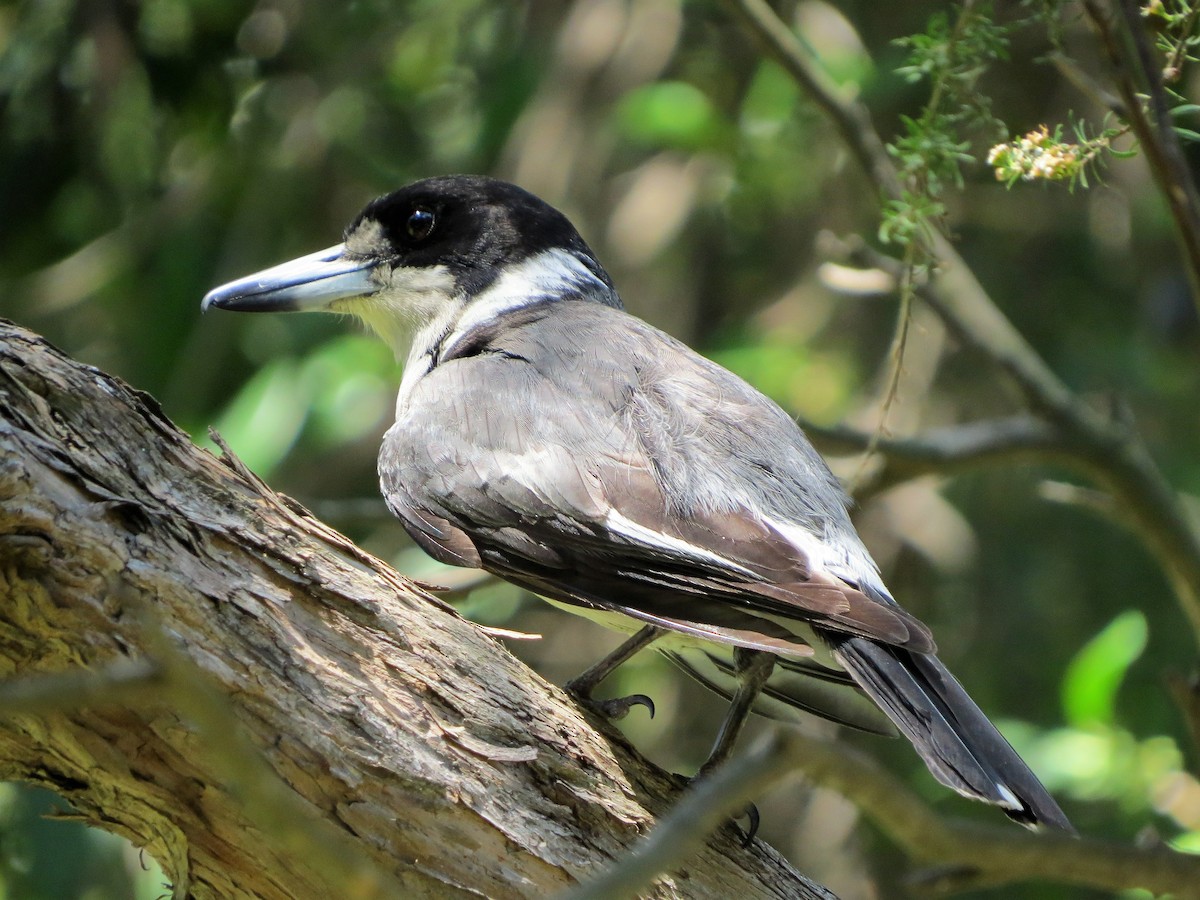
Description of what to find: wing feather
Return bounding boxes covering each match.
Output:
[382,305,933,655]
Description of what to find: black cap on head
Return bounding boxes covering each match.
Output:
[347,176,614,297]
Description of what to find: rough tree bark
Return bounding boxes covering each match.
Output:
[0,320,834,900]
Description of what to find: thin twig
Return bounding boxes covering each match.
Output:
[560,732,834,900]
[0,659,162,714]
[1086,0,1200,317]
[850,243,917,493]
[782,730,1200,898]
[802,414,1067,498]
[802,416,1064,467]
[130,595,402,899]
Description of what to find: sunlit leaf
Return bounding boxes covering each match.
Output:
[212,358,311,476]
[303,334,395,447]
[616,81,721,150]
[739,62,799,139]
[1061,610,1147,727]
[1171,830,1200,854]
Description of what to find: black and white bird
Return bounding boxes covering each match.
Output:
[203,175,1073,832]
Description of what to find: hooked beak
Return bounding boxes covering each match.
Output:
[201,244,379,313]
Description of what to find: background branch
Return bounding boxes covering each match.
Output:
[831,231,1200,642]
[1085,0,1200,315]
[568,722,1200,899]
[563,732,834,900]
[798,416,1066,497]
[780,730,1200,898]
[723,0,1200,643]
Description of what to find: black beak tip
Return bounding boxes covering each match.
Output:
[200,283,242,312]
[200,287,300,314]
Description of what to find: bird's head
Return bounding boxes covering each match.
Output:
[202,175,619,358]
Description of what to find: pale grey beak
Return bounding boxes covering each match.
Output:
[201,244,378,313]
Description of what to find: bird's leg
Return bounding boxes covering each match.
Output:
[693,648,776,844]
[566,624,664,719]
[696,648,776,777]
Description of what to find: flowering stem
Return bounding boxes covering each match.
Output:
[1087,0,1200,318]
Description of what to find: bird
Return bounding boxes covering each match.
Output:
[202,174,1073,833]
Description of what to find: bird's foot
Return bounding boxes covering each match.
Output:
[684,771,760,846]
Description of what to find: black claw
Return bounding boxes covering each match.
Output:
[627,693,657,719]
[739,802,761,846]
[589,693,656,720]
[684,772,762,845]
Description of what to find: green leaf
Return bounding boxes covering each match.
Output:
[616,81,721,150]
[1173,127,1200,143]
[213,358,312,477]
[739,62,799,138]
[1172,830,1200,854]
[303,335,395,447]
[1061,610,1147,727]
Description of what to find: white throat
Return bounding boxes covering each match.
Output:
[338,262,458,359]
[356,247,612,407]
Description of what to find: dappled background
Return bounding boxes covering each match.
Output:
[2,1,1199,897]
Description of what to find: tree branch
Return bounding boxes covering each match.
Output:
[0,320,829,900]
[780,730,1200,898]
[1085,0,1200,316]
[570,723,1200,898]
[721,0,1200,645]
[823,234,1200,643]
[797,415,1066,497]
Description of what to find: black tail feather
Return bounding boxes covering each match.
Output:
[832,636,1075,833]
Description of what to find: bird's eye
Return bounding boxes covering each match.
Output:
[407,207,435,241]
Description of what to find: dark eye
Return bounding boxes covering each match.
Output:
[407,207,435,241]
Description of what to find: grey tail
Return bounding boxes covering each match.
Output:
[832,636,1075,833]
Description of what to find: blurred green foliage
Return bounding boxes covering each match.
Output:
[618,80,722,149]
[0,785,165,899]
[1063,611,1148,730]
[2,1,1200,897]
